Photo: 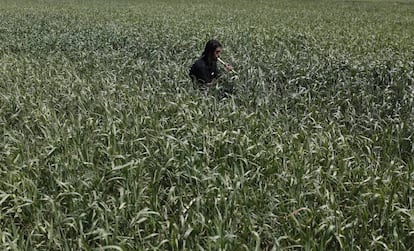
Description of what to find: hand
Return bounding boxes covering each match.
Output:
[224,63,233,73]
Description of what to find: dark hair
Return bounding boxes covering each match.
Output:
[202,39,222,60]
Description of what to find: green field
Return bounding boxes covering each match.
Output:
[1,0,413,250]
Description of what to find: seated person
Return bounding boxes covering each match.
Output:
[189,39,232,88]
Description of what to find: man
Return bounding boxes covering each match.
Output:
[189,39,233,88]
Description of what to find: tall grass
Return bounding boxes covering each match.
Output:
[1,0,413,250]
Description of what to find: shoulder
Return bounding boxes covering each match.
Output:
[193,58,207,68]
[190,58,208,74]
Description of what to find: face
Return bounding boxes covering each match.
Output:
[213,47,222,60]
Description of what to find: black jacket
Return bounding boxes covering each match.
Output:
[189,57,218,84]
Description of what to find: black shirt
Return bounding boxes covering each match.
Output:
[189,57,218,84]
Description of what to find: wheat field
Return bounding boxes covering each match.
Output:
[1,0,413,250]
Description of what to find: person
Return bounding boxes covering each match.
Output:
[189,39,233,88]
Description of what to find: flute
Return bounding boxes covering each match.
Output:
[217,58,238,74]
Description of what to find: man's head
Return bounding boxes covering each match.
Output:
[202,39,222,61]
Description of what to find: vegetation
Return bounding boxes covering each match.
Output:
[1,0,413,250]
